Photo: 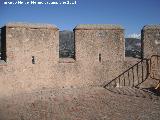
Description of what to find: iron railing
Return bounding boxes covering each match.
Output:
[104,58,150,88]
[104,55,160,89]
[150,55,160,81]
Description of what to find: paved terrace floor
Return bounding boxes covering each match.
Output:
[0,87,160,120]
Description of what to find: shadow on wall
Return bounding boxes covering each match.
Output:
[0,29,1,59]
[0,29,1,60]
[0,27,6,61]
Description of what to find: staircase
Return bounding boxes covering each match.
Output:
[103,55,160,99]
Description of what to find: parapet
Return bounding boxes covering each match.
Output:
[142,25,160,30]
[4,22,59,30]
[74,24,123,30]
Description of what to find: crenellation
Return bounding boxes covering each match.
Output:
[0,22,159,97]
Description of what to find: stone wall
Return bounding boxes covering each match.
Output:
[0,23,142,97]
[74,24,125,85]
[1,23,160,120]
[142,25,160,58]
[0,23,59,97]
[141,25,160,86]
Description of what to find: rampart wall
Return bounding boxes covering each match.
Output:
[0,23,159,97]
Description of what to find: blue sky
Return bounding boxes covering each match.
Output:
[0,0,160,36]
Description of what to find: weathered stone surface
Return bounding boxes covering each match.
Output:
[74,24,123,30]
[0,87,159,120]
[6,22,58,30]
[142,25,160,82]
[74,24,125,84]
[142,25,160,58]
[0,23,59,97]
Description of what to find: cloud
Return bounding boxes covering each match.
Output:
[127,33,141,39]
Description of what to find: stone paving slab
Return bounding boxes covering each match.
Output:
[0,87,160,120]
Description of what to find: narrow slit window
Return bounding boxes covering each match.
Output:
[32,56,35,64]
[99,53,101,62]
[0,27,7,61]
[0,28,1,60]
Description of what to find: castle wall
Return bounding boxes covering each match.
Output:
[74,25,125,85]
[0,23,135,97]
[1,23,160,120]
[142,25,160,58]
[142,25,160,82]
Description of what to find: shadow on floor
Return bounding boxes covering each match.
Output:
[142,87,160,96]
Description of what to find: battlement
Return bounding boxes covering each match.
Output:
[0,22,159,97]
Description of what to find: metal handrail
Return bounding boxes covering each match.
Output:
[104,58,150,88]
[104,55,160,89]
[150,55,160,81]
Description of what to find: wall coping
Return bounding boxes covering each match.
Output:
[74,24,123,30]
[3,22,59,30]
[143,25,160,30]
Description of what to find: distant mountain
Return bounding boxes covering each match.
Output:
[59,31,75,58]
[127,33,141,39]
[125,38,141,58]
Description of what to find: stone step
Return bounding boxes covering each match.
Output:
[107,87,160,100]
